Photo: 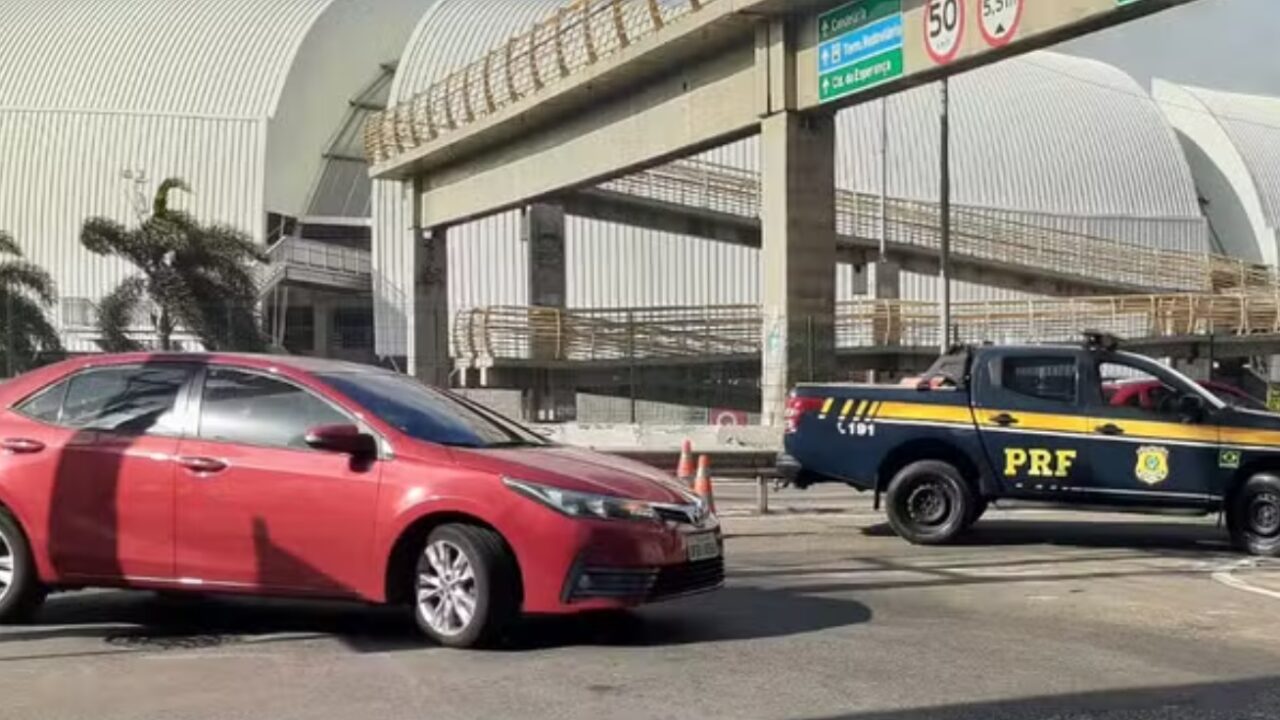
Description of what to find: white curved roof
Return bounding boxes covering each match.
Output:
[374,0,568,358]
[389,0,564,102]
[832,52,1204,221]
[1165,83,1280,226]
[1153,80,1280,264]
[0,0,334,118]
[0,0,428,332]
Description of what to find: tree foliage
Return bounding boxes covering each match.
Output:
[0,231,63,375]
[81,179,268,352]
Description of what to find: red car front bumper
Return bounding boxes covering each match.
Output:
[513,511,724,614]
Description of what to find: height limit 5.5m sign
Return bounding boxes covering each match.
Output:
[978,0,1024,47]
[924,0,964,64]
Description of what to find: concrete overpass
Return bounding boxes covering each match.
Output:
[367,0,1211,423]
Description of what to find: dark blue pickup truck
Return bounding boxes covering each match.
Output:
[778,335,1280,555]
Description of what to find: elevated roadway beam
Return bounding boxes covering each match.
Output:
[371,0,1206,228]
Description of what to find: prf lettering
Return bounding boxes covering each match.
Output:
[1004,448,1077,478]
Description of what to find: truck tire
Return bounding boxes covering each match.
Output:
[1227,473,1280,557]
[885,460,975,545]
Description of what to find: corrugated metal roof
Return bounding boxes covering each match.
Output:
[0,0,333,118]
[835,52,1204,220]
[0,0,422,348]
[1168,83,1280,229]
[0,110,265,304]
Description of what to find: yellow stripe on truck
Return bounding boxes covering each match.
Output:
[1100,418,1219,444]
[840,400,855,420]
[855,398,1280,448]
[876,402,975,425]
[988,410,1087,434]
[1220,427,1280,448]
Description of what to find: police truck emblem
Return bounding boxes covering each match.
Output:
[1135,446,1170,486]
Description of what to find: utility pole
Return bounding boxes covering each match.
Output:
[879,97,889,262]
[938,79,952,355]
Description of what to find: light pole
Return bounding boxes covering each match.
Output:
[938,79,952,355]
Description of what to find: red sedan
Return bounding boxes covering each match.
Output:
[0,353,722,647]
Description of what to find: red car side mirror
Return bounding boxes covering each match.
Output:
[305,424,378,458]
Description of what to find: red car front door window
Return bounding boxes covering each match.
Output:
[173,367,381,596]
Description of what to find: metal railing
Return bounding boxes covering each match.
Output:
[454,294,1280,366]
[453,304,759,364]
[603,160,1280,294]
[257,236,372,295]
[365,0,719,166]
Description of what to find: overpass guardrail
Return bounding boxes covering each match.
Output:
[365,0,720,164]
[454,294,1280,367]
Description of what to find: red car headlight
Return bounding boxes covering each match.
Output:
[503,477,660,522]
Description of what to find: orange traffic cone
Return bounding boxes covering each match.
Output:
[693,455,716,513]
[676,439,695,487]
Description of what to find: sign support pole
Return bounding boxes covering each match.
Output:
[939,78,952,355]
[879,96,889,262]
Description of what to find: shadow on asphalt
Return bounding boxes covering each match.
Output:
[504,587,871,650]
[802,675,1280,720]
[2,591,423,654]
[732,550,1171,581]
[862,518,1233,553]
[2,585,871,655]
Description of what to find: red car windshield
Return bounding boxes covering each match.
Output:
[318,372,548,449]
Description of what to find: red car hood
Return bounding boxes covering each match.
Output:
[454,445,694,505]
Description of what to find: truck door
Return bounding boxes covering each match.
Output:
[972,351,1092,497]
[1082,355,1223,507]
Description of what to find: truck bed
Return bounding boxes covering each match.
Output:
[781,383,981,492]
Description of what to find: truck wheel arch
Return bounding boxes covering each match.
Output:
[878,439,986,498]
[1225,458,1280,508]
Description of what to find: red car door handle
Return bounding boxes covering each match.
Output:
[1,438,44,454]
[177,456,228,474]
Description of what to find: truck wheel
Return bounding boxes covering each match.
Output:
[1227,474,1280,557]
[885,460,975,545]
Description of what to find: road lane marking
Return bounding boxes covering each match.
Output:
[1211,558,1280,601]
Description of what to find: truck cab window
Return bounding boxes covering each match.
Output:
[1002,357,1077,404]
[1096,361,1195,419]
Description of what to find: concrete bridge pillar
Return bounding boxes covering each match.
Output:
[527,203,567,309]
[413,225,451,388]
[760,110,837,425]
[524,203,575,421]
[312,296,332,358]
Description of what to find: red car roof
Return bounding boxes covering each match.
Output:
[0,353,387,407]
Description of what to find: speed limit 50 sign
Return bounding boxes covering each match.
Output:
[923,0,965,64]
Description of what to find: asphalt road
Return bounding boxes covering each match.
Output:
[4,489,1280,720]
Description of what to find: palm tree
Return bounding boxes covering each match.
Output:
[80,179,268,352]
[0,231,63,375]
